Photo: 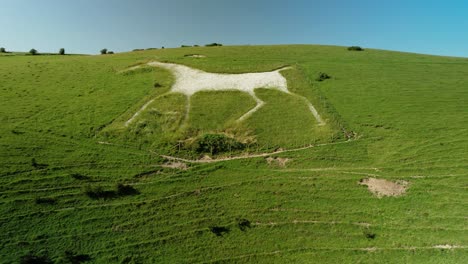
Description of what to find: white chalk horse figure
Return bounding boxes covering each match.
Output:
[125,61,324,126]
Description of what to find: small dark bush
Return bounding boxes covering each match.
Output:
[237,218,251,231]
[145,48,158,50]
[116,184,139,196]
[85,184,139,199]
[154,82,162,88]
[205,43,222,47]
[100,49,107,55]
[132,49,144,51]
[209,226,230,236]
[35,197,57,205]
[365,232,376,239]
[194,45,199,47]
[195,134,245,155]
[59,48,65,55]
[65,250,91,264]
[181,45,192,48]
[316,72,331,82]
[71,173,90,180]
[20,253,53,264]
[348,46,364,51]
[29,49,38,55]
[85,186,116,199]
[0,47,5,53]
[107,51,114,54]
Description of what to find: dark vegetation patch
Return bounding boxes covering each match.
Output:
[194,134,245,155]
[84,184,139,200]
[20,253,53,264]
[153,82,162,88]
[316,72,331,82]
[348,46,364,51]
[35,197,57,205]
[65,250,92,264]
[31,158,48,169]
[209,226,230,236]
[70,173,91,180]
[365,232,377,240]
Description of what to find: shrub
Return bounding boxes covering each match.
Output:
[84,186,116,199]
[209,226,230,236]
[133,48,144,51]
[316,72,331,82]
[181,45,192,48]
[107,51,114,54]
[0,47,5,53]
[205,43,222,47]
[35,197,57,205]
[29,49,38,55]
[195,134,245,155]
[59,48,65,55]
[100,48,107,55]
[153,82,162,88]
[116,183,139,196]
[348,46,364,51]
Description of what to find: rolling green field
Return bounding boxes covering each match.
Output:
[1,45,467,263]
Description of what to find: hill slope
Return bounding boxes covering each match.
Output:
[0,45,467,263]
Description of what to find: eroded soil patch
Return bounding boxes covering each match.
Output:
[359,178,408,197]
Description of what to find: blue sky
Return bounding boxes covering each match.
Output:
[1,0,468,56]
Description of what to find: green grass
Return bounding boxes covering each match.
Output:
[0,45,467,263]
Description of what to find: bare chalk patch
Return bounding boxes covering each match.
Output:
[161,161,188,170]
[184,54,206,58]
[359,178,408,197]
[266,157,291,168]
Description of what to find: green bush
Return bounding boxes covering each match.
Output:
[181,45,192,48]
[0,47,5,53]
[59,48,65,55]
[195,134,245,155]
[348,46,364,51]
[107,51,114,54]
[29,49,38,55]
[100,48,107,55]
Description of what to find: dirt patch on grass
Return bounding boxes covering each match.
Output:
[433,244,461,249]
[266,157,290,168]
[184,54,206,58]
[359,178,408,197]
[161,161,188,170]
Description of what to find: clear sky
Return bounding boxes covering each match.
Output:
[1,0,467,56]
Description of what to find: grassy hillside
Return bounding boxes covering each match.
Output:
[0,45,467,263]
